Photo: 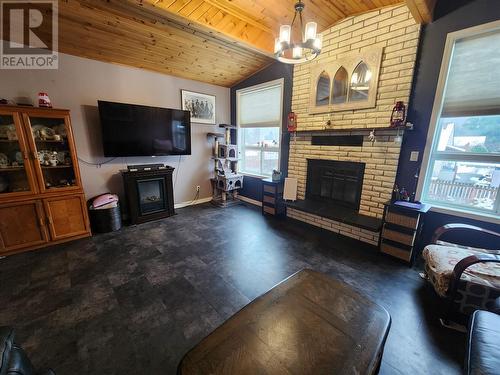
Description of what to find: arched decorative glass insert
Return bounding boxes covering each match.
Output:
[332,66,348,104]
[349,62,372,102]
[315,71,330,106]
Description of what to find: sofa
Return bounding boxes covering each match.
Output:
[465,299,500,375]
[0,327,55,375]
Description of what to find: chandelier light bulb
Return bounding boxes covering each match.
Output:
[279,25,291,44]
[304,22,317,41]
[313,34,322,49]
[293,46,303,59]
[274,38,281,54]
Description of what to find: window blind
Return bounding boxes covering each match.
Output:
[442,29,500,116]
[238,84,282,128]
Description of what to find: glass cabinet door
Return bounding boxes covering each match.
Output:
[0,113,35,197]
[24,114,80,192]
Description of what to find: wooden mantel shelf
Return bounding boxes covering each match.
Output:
[294,126,408,136]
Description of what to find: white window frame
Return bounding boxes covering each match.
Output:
[236,78,284,178]
[416,20,500,224]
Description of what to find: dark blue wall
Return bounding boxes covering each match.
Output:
[396,0,500,246]
[230,62,294,202]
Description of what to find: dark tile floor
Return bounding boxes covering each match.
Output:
[0,203,465,374]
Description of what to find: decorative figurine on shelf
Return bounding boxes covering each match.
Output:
[390,101,406,128]
[399,187,410,201]
[32,125,57,141]
[0,153,8,168]
[38,92,52,108]
[392,184,400,202]
[49,151,58,166]
[368,129,376,142]
[6,125,17,141]
[272,170,282,182]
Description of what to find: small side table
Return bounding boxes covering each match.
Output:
[262,178,286,217]
[379,201,431,266]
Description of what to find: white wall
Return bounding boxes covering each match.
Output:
[0,53,230,206]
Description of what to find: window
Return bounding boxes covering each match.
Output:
[419,22,500,219]
[236,79,283,177]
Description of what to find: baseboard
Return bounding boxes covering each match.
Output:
[238,195,262,207]
[174,196,212,209]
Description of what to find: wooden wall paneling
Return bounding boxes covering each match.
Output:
[0,200,49,253]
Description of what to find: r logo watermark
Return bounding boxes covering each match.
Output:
[1,0,58,69]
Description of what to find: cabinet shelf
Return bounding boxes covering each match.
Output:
[0,166,25,172]
[41,165,72,169]
[0,139,19,143]
[34,139,67,143]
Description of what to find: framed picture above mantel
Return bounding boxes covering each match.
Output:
[309,47,383,114]
[181,89,216,125]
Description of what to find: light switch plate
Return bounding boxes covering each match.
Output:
[410,151,419,162]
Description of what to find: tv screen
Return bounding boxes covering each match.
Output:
[98,100,191,157]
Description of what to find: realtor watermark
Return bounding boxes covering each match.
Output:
[1,0,58,69]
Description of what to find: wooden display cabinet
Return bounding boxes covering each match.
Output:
[0,106,90,256]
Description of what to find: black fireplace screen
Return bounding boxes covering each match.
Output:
[306,159,365,210]
[137,178,166,215]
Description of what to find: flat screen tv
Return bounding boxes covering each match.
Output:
[98,100,191,157]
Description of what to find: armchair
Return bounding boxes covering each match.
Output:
[422,224,500,327]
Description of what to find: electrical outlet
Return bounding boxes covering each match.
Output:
[410,151,419,162]
[196,185,200,192]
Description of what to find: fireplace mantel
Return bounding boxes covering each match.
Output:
[294,126,407,136]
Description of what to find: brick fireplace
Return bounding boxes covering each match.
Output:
[286,4,421,245]
[287,130,402,245]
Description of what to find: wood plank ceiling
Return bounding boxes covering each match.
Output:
[55,0,409,87]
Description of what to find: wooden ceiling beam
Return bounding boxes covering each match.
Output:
[133,0,276,54]
[406,0,437,24]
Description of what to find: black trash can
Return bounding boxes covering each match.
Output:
[87,196,122,233]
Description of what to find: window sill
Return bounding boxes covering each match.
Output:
[425,204,499,225]
[239,172,270,179]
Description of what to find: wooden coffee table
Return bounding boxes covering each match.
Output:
[178,269,391,375]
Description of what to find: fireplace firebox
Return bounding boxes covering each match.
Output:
[306,159,365,211]
[137,178,166,215]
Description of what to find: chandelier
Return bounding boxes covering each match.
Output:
[274,1,322,64]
